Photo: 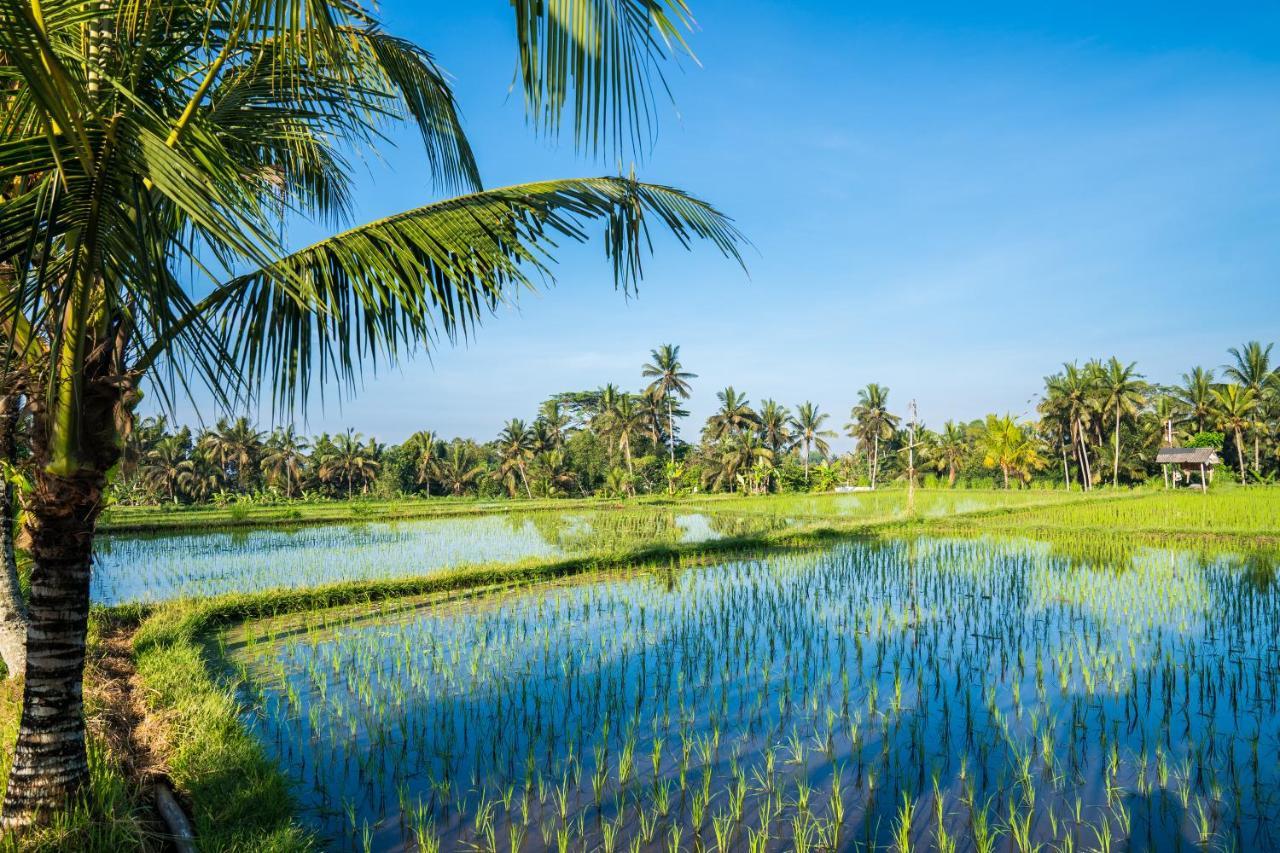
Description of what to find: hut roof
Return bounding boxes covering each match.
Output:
[1155,447,1219,464]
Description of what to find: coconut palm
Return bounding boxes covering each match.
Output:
[260,427,309,498]
[600,395,646,475]
[534,449,577,497]
[1223,342,1275,472]
[642,344,696,463]
[934,420,969,487]
[1046,363,1099,490]
[401,431,442,496]
[494,420,537,498]
[758,400,793,457]
[704,432,773,493]
[200,417,265,492]
[1213,384,1259,481]
[977,414,1045,489]
[140,437,194,503]
[791,402,834,484]
[434,442,485,497]
[1098,358,1146,487]
[1174,367,1217,434]
[0,0,743,819]
[846,384,899,489]
[705,387,760,443]
[535,401,572,452]
[319,430,381,497]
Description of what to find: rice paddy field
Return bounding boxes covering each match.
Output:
[226,533,1280,852]
[94,490,1071,605]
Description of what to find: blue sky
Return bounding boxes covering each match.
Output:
[160,2,1280,448]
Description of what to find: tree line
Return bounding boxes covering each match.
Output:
[68,340,1280,507]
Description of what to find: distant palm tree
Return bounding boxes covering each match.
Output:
[791,402,834,484]
[705,387,760,443]
[535,401,572,451]
[642,344,697,463]
[846,384,899,489]
[1213,384,1259,481]
[320,430,382,497]
[435,442,485,497]
[601,395,646,474]
[705,432,773,493]
[535,449,578,497]
[495,420,537,498]
[978,414,1045,489]
[1045,363,1100,490]
[260,427,310,498]
[935,420,969,487]
[1098,358,1146,487]
[1175,367,1217,434]
[758,400,793,457]
[200,417,265,492]
[402,431,441,496]
[1224,342,1275,472]
[140,437,194,503]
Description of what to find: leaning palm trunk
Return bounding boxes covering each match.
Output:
[2,367,121,825]
[1113,408,1121,487]
[0,393,28,678]
[1235,428,1247,481]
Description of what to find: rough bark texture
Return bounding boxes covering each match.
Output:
[0,393,28,678]
[1,370,121,828]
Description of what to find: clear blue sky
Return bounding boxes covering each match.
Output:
[160,2,1280,449]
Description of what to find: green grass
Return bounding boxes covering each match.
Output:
[949,487,1279,539]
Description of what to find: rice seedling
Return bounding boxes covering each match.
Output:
[222,531,1278,851]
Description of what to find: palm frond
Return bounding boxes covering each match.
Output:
[208,176,743,411]
[510,0,697,156]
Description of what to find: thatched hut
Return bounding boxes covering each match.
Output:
[1155,447,1219,492]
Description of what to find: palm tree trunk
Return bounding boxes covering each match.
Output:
[667,397,675,465]
[803,437,811,484]
[1060,439,1070,491]
[871,435,879,490]
[3,372,120,827]
[519,464,532,499]
[0,393,28,679]
[948,461,957,487]
[1254,432,1260,476]
[1113,407,1121,488]
[1236,428,1247,481]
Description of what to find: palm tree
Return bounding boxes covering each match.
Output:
[757,400,793,457]
[535,401,572,451]
[534,449,577,497]
[1213,384,1259,481]
[402,431,441,496]
[600,395,646,475]
[978,414,1045,489]
[260,427,309,498]
[642,344,696,464]
[434,442,485,497]
[495,420,537,498]
[934,421,969,487]
[319,431,381,497]
[0,0,743,819]
[1047,363,1099,490]
[705,432,773,493]
[791,402,834,485]
[705,387,760,443]
[1098,358,1146,487]
[1224,342,1275,472]
[140,437,194,503]
[846,384,899,489]
[1175,367,1217,434]
[200,417,265,493]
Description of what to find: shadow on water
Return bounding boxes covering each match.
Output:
[226,533,1280,851]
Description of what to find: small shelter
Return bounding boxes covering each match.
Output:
[1155,447,1219,492]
